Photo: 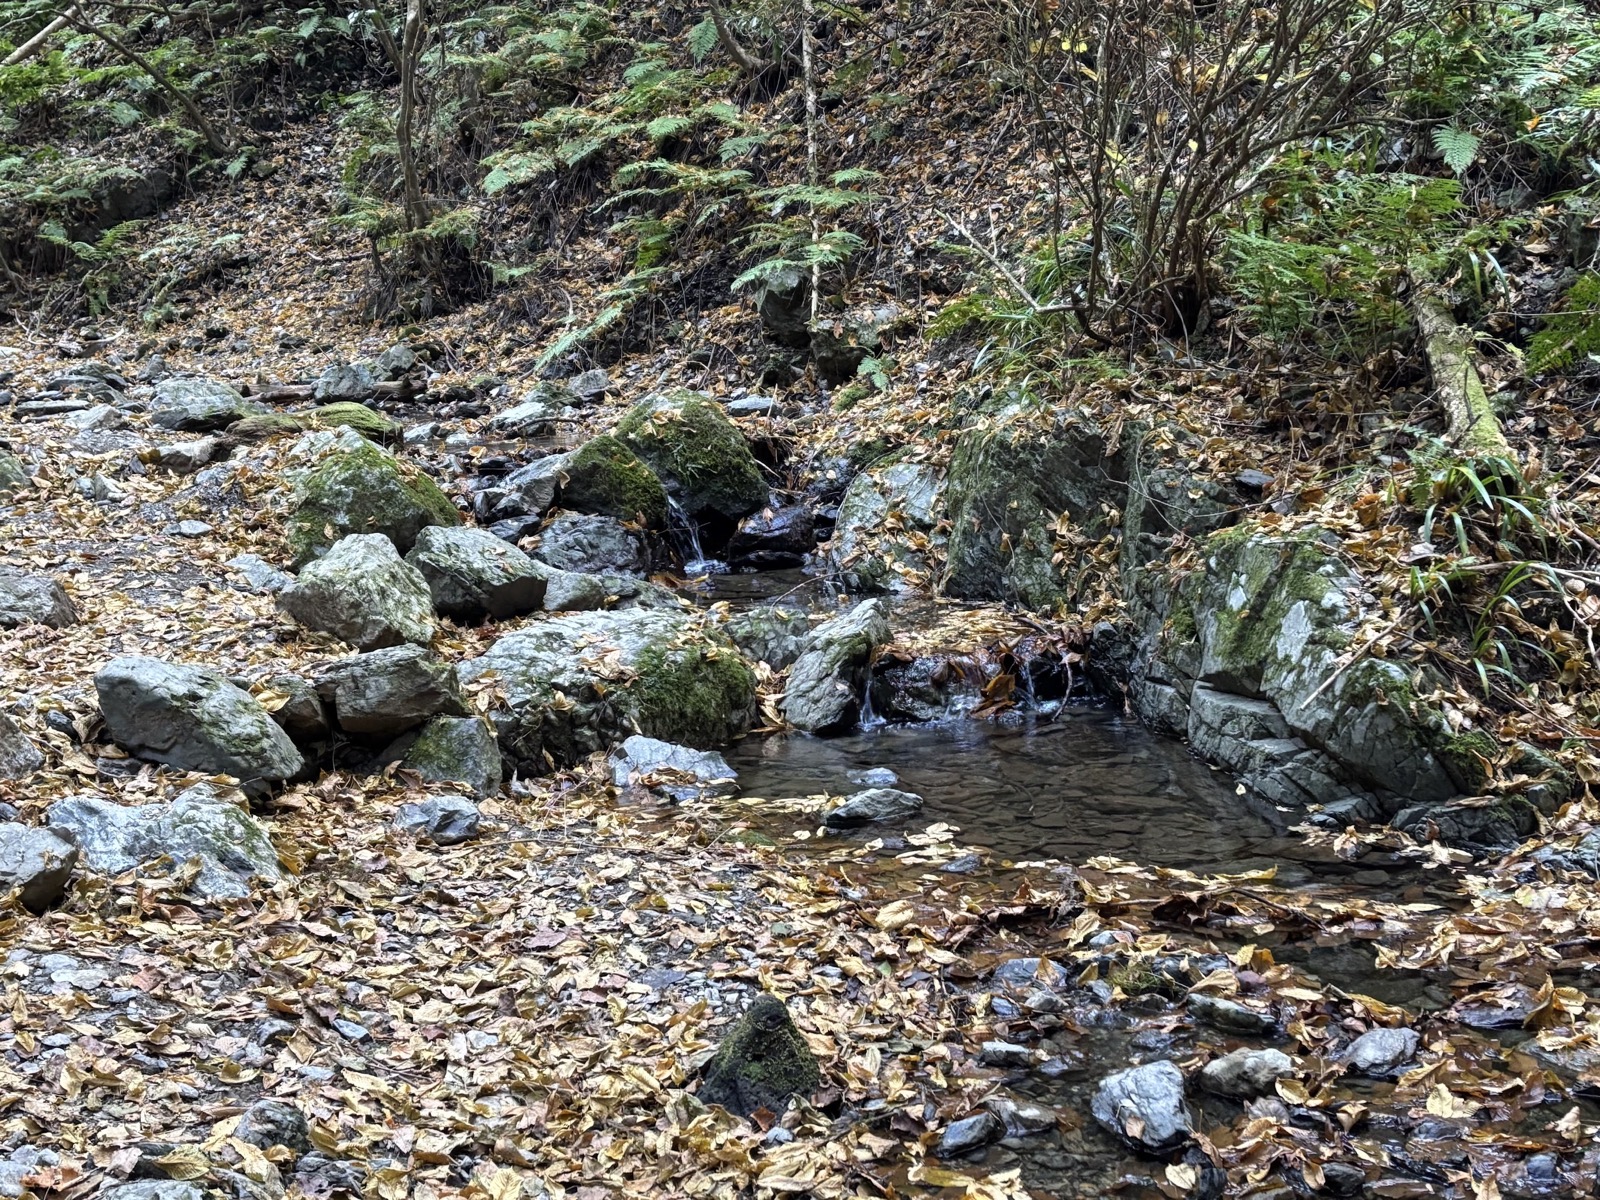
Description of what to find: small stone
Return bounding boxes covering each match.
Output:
[392,795,480,846]
[153,437,219,473]
[15,397,91,417]
[824,787,924,827]
[991,957,1070,992]
[983,1094,1057,1137]
[226,554,294,595]
[1188,993,1278,1036]
[151,378,263,431]
[313,363,377,402]
[387,716,502,798]
[935,1112,1002,1159]
[1341,1027,1419,1077]
[725,396,780,418]
[1235,469,1275,491]
[978,1041,1035,1069]
[1090,1060,1194,1155]
[847,767,898,786]
[234,1098,312,1157]
[174,520,212,538]
[1199,1047,1296,1099]
[568,368,612,401]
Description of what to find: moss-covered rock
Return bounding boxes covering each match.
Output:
[459,608,756,774]
[614,391,766,530]
[0,453,29,496]
[782,599,892,732]
[698,994,820,1118]
[227,413,307,442]
[942,405,1125,612]
[306,402,402,443]
[388,715,503,798]
[286,434,461,567]
[560,436,668,526]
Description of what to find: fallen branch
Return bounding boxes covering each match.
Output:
[1408,272,1517,468]
[706,0,768,73]
[2,5,79,67]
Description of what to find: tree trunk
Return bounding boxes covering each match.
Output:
[1409,277,1516,467]
[396,0,429,234]
[3,6,78,67]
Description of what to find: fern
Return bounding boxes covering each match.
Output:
[1432,125,1481,173]
[687,17,720,64]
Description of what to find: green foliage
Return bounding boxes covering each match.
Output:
[1526,274,1600,373]
[1432,125,1481,174]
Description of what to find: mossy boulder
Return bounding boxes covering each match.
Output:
[614,391,766,532]
[828,455,943,593]
[385,715,503,799]
[699,994,821,1118]
[459,608,757,774]
[942,406,1125,612]
[560,436,668,526]
[782,599,892,732]
[306,402,402,443]
[286,433,461,567]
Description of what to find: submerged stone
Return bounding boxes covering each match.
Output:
[698,994,820,1118]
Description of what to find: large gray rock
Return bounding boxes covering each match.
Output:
[0,569,77,629]
[0,713,42,779]
[406,525,547,622]
[285,431,461,567]
[724,605,813,670]
[49,785,281,899]
[278,534,437,650]
[828,457,943,592]
[824,787,924,827]
[393,795,480,845]
[385,716,502,798]
[151,378,265,432]
[0,824,79,911]
[95,657,304,794]
[1341,1027,1419,1077]
[782,599,892,732]
[532,511,649,576]
[311,645,466,735]
[609,735,736,803]
[460,608,756,774]
[613,391,766,528]
[1090,1061,1194,1155]
[1199,1047,1296,1098]
[314,362,376,402]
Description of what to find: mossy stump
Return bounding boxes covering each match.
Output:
[699,994,820,1118]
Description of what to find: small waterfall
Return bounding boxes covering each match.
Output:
[667,498,725,575]
[857,658,886,730]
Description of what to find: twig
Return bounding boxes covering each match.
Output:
[938,210,1076,316]
[1293,614,1406,714]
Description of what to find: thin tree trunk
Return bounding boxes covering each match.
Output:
[706,0,767,72]
[1409,273,1517,466]
[799,0,819,323]
[396,0,428,234]
[65,8,231,157]
[3,5,77,67]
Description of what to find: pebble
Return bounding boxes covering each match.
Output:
[978,1040,1035,1069]
[1188,993,1278,1035]
[935,1112,1001,1159]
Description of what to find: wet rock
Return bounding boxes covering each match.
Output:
[405,525,547,622]
[532,511,649,576]
[151,378,264,432]
[0,569,78,629]
[978,1040,1035,1069]
[828,456,943,592]
[849,767,898,786]
[698,993,820,1117]
[0,1147,58,1198]
[49,785,281,899]
[386,716,502,798]
[311,645,465,735]
[226,554,294,595]
[984,1094,1058,1137]
[992,957,1071,992]
[101,1184,205,1200]
[935,1112,1002,1158]
[823,786,924,827]
[263,675,331,744]
[1320,1162,1368,1197]
[782,599,892,732]
[461,608,756,773]
[1188,993,1278,1036]
[560,436,668,526]
[0,824,79,911]
[393,795,481,845]
[0,453,28,495]
[1198,1047,1296,1098]
[723,605,812,670]
[0,713,42,779]
[615,391,766,531]
[95,657,304,793]
[609,735,737,802]
[1091,1060,1194,1154]
[152,437,219,473]
[285,431,460,566]
[727,503,815,569]
[313,362,376,402]
[277,534,437,650]
[234,1099,312,1157]
[1341,1027,1419,1077]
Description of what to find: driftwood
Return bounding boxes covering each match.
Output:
[242,379,424,403]
[1409,275,1516,466]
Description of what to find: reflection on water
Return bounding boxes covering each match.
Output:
[724,710,1294,873]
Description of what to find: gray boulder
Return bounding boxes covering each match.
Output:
[491,397,558,436]
[1341,1027,1419,1077]
[534,563,611,612]
[724,605,812,670]
[614,391,766,527]
[0,713,42,779]
[1189,993,1278,1036]
[393,795,480,845]
[488,454,568,521]
[314,363,376,402]
[0,824,79,911]
[95,657,304,794]
[0,453,28,496]
[49,785,281,899]
[828,456,943,592]
[532,511,649,576]
[460,608,756,774]
[824,787,924,827]
[151,378,265,432]
[277,534,437,650]
[263,675,331,744]
[0,569,77,629]
[405,525,547,622]
[385,716,502,798]
[1199,1047,1296,1098]
[610,735,736,802]
[312,645,465,735]
[153,436,220,473]
[226,553,294,595]
[234,1098,312,1156]
[1091,1060,1194,1154]
[782,599,892,732]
